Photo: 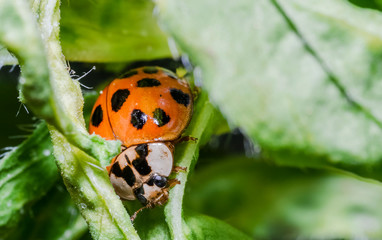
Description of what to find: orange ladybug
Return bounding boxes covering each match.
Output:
[89,66,193,219]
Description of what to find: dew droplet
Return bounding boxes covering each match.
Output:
[79,203,87,210]
[43,149,51,156]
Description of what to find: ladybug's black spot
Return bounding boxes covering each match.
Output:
[135,144,148,157]
[91,105,103,127]
[133,144,151,176]
[143,67,158,74]
[110,162,123,176]
[111,89,130,112]
[111,162,135,187]
[134,187,147,205]
[170,88,190,107]
[153,108,170,127]
[137,78,161,87]
[130,109,147,129]
[132,158,151,176]
[124,154,131,165]
[120,70,138,78]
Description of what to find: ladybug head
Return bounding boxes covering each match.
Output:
[134,175,170,207]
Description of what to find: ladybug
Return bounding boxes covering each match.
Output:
[89,66,193,218]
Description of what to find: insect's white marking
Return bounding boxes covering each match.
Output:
[146,143,173,177]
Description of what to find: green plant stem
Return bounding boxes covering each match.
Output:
[164,92,222,240]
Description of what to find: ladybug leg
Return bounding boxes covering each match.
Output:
[172,166,187,173]
[174,136,198,144]
[167,178,181,188]
[130,205,148,221]
[192,86,201,101]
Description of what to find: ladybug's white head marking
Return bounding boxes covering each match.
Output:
[145,143,173,177]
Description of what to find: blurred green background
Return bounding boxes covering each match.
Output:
[2,0,382,239]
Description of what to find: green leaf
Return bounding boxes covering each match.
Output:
[157,0,382,180]
[348,0,382,10]
[0,122,58,239]
[133,208,250,240]
[182,211,251,240]
[2,0,173,64]
[186,156,382,239]
[6,183,87,240]
[50,129,139,239]
[60,0,171,62]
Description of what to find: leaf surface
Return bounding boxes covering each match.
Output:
[0,122,57,239]
[60,0,171,62]
[186,156,382,239]
[157,0,382,180]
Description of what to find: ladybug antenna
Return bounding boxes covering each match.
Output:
[72,66,96,89]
